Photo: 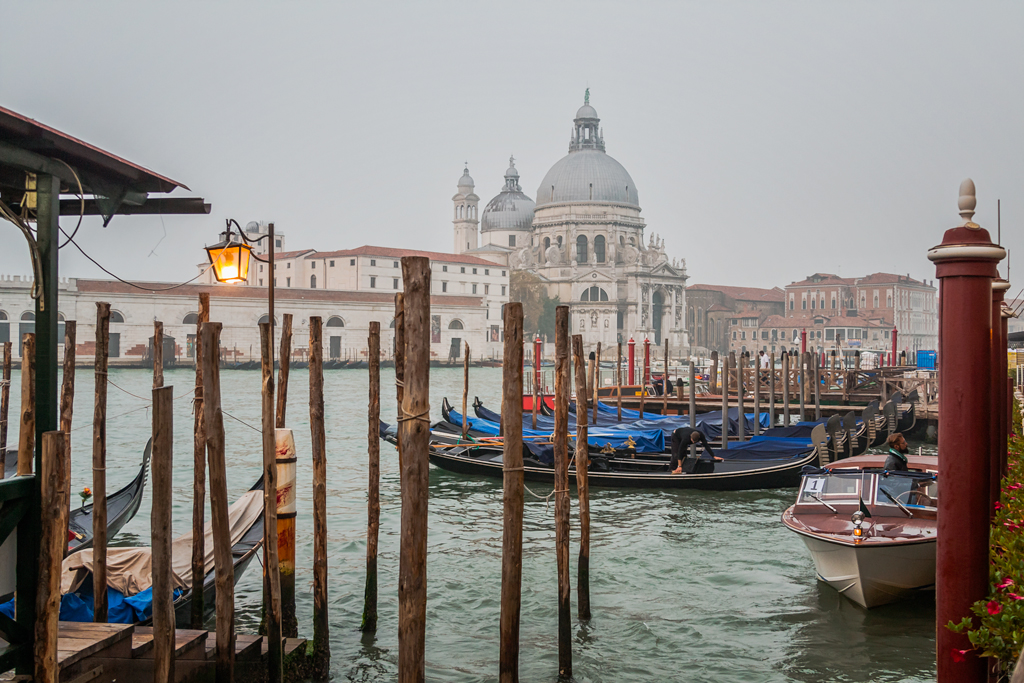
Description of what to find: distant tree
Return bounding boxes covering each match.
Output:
[509,270,558,338]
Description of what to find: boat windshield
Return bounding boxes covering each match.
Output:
[874,473,938,510]
[799,472,872,506]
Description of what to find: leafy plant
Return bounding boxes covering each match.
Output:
[948,399,1024,678]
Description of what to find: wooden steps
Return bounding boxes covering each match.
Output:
[55,621,305,682]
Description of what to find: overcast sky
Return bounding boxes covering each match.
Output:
[1,1,1021,291]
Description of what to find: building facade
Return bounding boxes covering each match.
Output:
[456,92,689,350]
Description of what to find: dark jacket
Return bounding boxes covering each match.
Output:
[883,448,909,471]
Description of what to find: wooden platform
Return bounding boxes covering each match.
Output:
[52,622,307,683]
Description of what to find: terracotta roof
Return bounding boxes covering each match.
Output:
[313,245,500,267]
[262,249,316,260]
[855,272,933,288]
[687,284,785,302]
[73,279,482,307]
[787,273,855,287]
[706,303,731,313]
[759,314,790,327]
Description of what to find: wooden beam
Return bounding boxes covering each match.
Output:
[58,197,211,216]
[309,317,330,674]
[572,336,591,621]
[362,321,379,633]
[34,431,67,683]
[92,303,110,622]
[151,387,174,683]
[259,322,283,683]
[17,333,35,476]
[190,293,209,630]
[553,305,572,678]
[59,323,76,549]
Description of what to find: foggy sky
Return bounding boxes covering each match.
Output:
[1,2,1021,292]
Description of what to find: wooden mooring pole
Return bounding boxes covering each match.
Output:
[309,317,330,675]
[814,352,822,421]
[572,335,592,621]
[276,313,297,639]
[782,351,790,426]
[394,294,405,475]
[532,336,540,430]
[152,386,175,683]
[260,322,284,683]
[191,292,210,629]
[662,339,669,415]
[689,361,697,458]
[0,341,10,476]
[720,353,729,450]
[737,353,746,441]
[18,333,35,476]
[153,321,164,389]
[92,302,110,622]
[586,350,596,425]
[710,351,718,393]
[59,323,76,544]
[462,342,470,438]
[798,351,806,422]
[768,353,776,427]
[752,353,760,437]
[398,256,430,681]
[616,342,622,422]
[553,305,572,678]
[593,342,601,425]
[362,321,381,633]
[35,430,67,683]
[499,303,524,683]
[202,322,235,683]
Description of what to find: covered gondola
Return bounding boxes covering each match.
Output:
[4,439,151,555]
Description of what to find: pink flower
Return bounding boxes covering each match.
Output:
[996,501,1004,511]
[997,577,1014,589]
[1008,483,1022,491]
[988,601,1003,615]
[1008,593,1024,601]
[952,648,970,663]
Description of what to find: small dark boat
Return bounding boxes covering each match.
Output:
[4,440,151,555]
[380,419,828,491]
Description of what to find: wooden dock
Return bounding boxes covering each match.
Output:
[51,622,308,683]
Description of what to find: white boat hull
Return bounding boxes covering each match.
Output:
[794,532,935,608]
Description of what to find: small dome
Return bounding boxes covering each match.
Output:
[575,103,599,120]
[481,157,535,233]
[457,165,474,188]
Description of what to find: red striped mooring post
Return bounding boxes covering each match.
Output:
[627,337,636,385]
[927,179,1005,683]
[991,279,1010,514]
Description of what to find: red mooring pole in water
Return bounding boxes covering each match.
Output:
[928,179,1005,683]
[991,280,1010,515]
[627,337,636,385]
[891,327,898,366]
[643,338,651,389]
[534,336,542,392]
[800,329,807,355]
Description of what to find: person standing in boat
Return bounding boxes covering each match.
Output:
[884,433,910,471]
[670,427,724,474]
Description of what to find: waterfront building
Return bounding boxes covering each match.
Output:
[685,285,786,355]
[458,92,690,350]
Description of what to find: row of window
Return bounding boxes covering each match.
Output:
[731,328,880,342]
[439,265,503,276]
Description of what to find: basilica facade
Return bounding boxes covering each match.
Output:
[454,93,689,351]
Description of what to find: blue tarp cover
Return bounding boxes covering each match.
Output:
[1,580,183,624]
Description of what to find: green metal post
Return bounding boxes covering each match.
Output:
[16,173,58,673]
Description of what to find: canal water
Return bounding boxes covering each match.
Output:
[12,365,936,682]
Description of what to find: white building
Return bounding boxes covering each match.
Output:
[456,91,689,350]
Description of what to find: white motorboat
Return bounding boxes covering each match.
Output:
[782,453,938,608]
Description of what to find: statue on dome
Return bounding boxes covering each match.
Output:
[585,88,590,105]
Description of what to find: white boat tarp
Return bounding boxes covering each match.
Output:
[60,489,263,597]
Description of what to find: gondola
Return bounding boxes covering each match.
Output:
[381,419,828,491]
[52,478,264,626]
[3,440,151,555]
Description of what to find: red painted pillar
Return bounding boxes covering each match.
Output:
[534,336,542,393]
[891,327,898,366]
[627,337,635,385]
[991,280,1010,513]
[927,179,1005,682]
[643,338,651,389]
[1003,307,1012,476]
[800,329,807,355]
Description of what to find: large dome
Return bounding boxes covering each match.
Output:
[535,95,639,209]
[536,149,639,209]
[481,156,536,232]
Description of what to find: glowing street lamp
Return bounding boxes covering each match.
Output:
[206,229,253,284]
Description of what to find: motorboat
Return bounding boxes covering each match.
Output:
[782,453,938,608]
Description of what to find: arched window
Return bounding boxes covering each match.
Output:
[326,316,345,328]
[580,286,609,302]
[258,314,277,325]
[448,319,464,330]
[576,235,588,264]
[594,235,606,263]
[183,313,199,325]
[389,319,396,328]
[110,311,125,323]
[543,237,551,250]
[18,312,34,356]
[0,310,8,344]
[310,274,317,289]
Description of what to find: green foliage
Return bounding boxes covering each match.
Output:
[948,399,1024,676]
[509,270,559,338]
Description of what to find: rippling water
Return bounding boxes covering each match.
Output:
[11,365,936,682]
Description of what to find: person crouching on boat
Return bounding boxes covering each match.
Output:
[670,427,724,474]
[884,433,910,471]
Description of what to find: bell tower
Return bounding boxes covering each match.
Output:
[453,164,479,254]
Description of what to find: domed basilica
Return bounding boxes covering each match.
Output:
[453,92,688,350]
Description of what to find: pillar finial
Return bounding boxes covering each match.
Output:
[959,178,978,227]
